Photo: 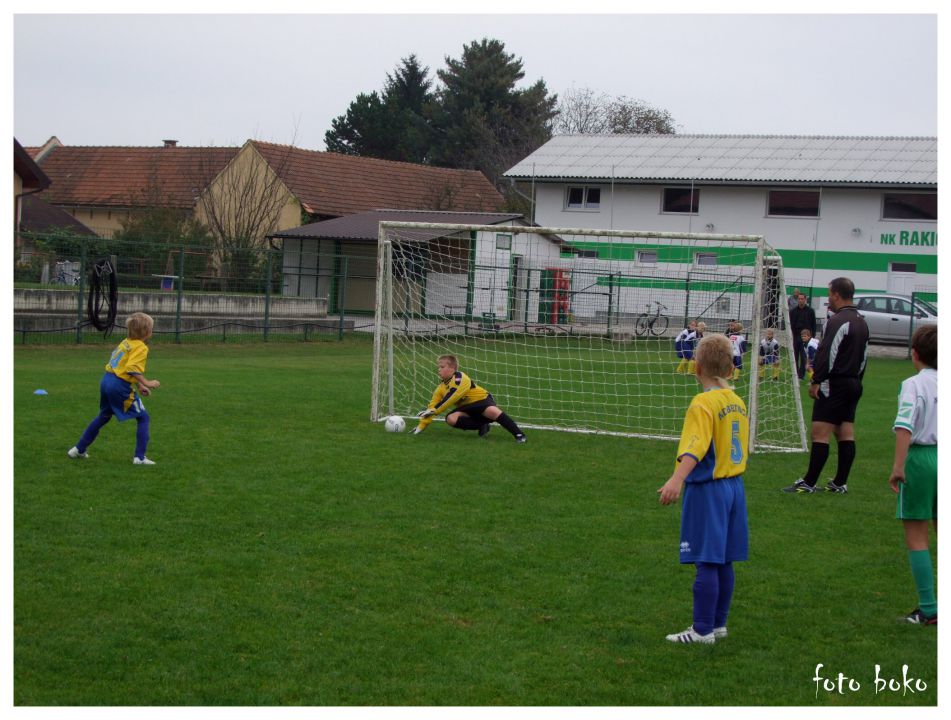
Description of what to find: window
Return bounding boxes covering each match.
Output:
[889,298,912,316]
[695,252,718,266]
[716,298,731,313]
[495,234,512,250]
[882,193,937,220]
[857,297,888,312]
[662,187,699,214]
[891,262,917,273]
[767,190,820,217]
[637,250,658,265]
[566,186,601,210]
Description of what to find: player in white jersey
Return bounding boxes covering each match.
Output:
[727,321,747,380]
[674,321,698,374]
[889,325,938,625]
[758,328,781,380]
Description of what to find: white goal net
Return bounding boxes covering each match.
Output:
[372,222,807,453]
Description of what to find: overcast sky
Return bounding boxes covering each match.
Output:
[12,11,939,151]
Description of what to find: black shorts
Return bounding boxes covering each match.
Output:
[455,394,497,416]
[812,377,863,425]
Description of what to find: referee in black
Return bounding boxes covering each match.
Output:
[783,277,870,494]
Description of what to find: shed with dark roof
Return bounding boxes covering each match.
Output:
[270,209,564,315]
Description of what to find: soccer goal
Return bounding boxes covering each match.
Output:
[372,222,807,453]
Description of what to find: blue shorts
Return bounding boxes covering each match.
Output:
[675,341,694,360]
[733,356,742,369]
[680,476,749,564]
[99,372,147,422]
[761,356,778,365]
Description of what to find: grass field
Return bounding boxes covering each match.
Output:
[13,339,937,706]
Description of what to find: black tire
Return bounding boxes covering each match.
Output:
[650,315,669,336]
[635,314,651,336]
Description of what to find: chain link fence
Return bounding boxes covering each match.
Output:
[14,232,378,344]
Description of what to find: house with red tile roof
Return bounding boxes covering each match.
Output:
[27,138,505,243]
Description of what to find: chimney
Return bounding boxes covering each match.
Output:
[163,139,178,148]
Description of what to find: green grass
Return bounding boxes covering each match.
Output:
[14,341,936,705]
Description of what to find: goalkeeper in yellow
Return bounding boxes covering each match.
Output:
[413,355,527,443]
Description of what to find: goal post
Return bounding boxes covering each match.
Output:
[372,222,807,453]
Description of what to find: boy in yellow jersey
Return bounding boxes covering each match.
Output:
[67,312,161,465]
[413,355,526,443]
[658,334,750,644]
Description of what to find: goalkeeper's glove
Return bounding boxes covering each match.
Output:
[412,426,425,435]
[416,408,436,419]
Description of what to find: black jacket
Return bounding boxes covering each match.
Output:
[789,304,817,335]
[811,305,870,384]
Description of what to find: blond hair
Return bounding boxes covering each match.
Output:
[438,354,459,369]
[126,312,154,340]
[694,334,734,387]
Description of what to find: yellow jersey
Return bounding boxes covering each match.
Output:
[675,387,749,483]
[417,371,490,429]
[105,338,150,383]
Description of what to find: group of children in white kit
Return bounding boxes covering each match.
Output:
[675,319,819,381]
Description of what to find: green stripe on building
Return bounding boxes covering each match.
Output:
[561,242,757,265]
[775,249,937,275]
[561,242,935,275]
[595,277,754,293]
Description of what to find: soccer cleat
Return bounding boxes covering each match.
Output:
[824,480,848,494]
[479,423,492,438]
[132,456,156,465]
[666,626,715,644]
[67,446,89,459]
[515,434,527,444]
[903,608,937,625]
[713,626,728,639]
[781,479,816,494]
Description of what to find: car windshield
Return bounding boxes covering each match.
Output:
[914,299,938,316]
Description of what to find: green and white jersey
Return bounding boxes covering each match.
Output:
[893,368,937,446]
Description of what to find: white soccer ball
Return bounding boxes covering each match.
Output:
[384,415,406,433]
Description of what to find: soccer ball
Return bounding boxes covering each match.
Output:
[384,415,406,433]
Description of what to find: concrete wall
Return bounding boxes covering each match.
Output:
[14,288,328,334]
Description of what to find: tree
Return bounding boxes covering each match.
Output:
[191,142,295,291]
[325,55,436,163]
[430,38,558,187]
[554,87,677,135]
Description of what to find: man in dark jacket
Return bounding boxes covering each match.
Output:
[783,278,870,494]
[789,293,817,379]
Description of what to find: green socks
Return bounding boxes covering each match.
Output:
[908,549,937,618]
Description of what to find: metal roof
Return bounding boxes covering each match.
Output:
[270,209,526,242]
[503,134,937,186]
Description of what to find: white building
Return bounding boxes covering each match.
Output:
[504,135,937,307]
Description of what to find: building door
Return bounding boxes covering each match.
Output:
[886,262,917,295]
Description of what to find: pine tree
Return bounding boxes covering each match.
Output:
[325,55,436,163]
[430,38,557,186]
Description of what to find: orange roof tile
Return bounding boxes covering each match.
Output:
[31,140,505,217]
[252,141,504,215]
[35,145,239,209]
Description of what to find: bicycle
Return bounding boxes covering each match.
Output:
[635,301,669,336]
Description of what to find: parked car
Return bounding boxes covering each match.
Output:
[852,293,938,343]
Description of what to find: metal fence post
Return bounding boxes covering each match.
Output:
[264,250,273,342]
[338,256,348,340]
[75,238,87,344]
[176,245,185,343]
